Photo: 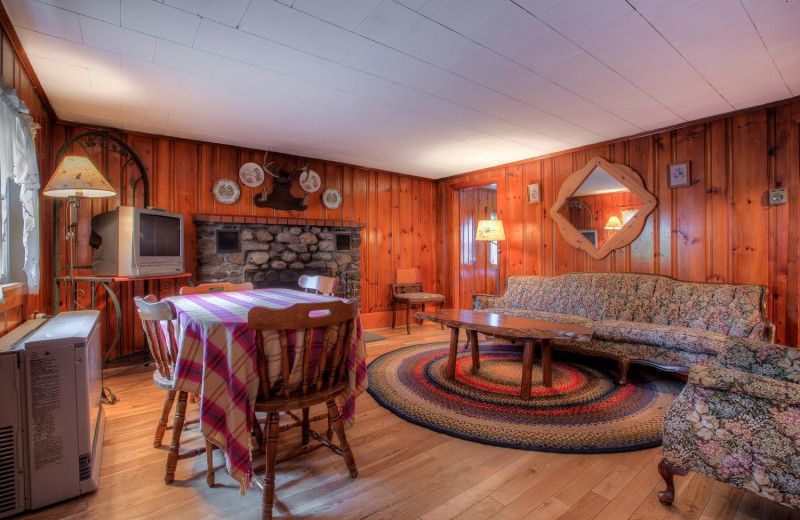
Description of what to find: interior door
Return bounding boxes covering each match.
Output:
[458,186,497,309]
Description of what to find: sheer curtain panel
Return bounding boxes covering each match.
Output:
[0,77,41,300]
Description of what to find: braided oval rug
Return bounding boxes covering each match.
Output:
[367,340,685,453]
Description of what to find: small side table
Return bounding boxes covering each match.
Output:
[55,273,193,362]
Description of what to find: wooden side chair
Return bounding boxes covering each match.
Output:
[179,281,253,295]
[298,274,339,296]
[391,267,445,334]
[245,300,360,520]
[134,295,214,485]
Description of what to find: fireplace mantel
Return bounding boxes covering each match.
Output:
[193,214,365,228]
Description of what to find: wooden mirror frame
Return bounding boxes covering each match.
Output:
[549,156,657,260]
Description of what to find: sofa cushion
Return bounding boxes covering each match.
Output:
[592,320,727,356]
[586,339,717,369]
[717,337,800,383]
[478,307,592,326]
[648,279,766,339]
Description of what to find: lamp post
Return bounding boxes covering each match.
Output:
[43,156,116,311]
[475,219,505,295]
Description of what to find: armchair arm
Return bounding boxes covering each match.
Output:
[717,336,800,384]
[472,293,506,310]
[689,365,800,406]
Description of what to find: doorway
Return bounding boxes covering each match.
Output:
[457,184,498,309]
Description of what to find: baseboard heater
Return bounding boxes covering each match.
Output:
[0,311,105,517]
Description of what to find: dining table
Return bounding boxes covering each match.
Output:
[162,288,367,493]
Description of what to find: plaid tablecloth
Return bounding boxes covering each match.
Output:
[164,288,367,492]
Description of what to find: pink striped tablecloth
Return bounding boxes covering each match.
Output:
[164,288,367,492]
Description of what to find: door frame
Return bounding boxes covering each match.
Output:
[444,175,506,310]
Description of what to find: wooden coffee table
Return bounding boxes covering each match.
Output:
[415,309,594,400]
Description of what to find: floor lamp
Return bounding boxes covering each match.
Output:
[476,219,505,295]
[43,156,116,311]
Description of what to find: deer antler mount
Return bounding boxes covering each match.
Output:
[254,152,309,210]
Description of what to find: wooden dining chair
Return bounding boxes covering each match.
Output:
[298,274,338,296]
[134,295,215,485]
[391,267,445,334]
[179,281,253,295]
[245,299,360,520]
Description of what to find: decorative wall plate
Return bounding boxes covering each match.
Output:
[239,162,265,187]
[321,188,342,209]
[213,178,241,204]
[299,169,321,192]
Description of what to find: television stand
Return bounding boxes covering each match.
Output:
[54,273,193,362]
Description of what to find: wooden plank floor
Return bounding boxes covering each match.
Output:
[17,323,800,520]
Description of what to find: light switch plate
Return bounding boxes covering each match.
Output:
[769,188,788,206]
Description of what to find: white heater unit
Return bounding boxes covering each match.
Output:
[0,311,105,517]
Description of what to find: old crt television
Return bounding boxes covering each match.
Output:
[91,206,184,277]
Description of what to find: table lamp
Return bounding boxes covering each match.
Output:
[475,219,505,295]
[604,216,622,230]
[43,156,116,310]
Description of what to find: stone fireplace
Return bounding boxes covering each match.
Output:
[194,215,364,299]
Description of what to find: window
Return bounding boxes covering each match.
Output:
[461,215,474,265]
[0,84,41,294]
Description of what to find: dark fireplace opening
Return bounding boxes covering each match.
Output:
[216,230,240,252]
[247,267,335,292]
[335,232,351,251]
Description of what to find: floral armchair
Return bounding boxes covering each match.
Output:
[658,336,800,510]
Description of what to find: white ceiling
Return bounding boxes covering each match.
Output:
[4,0,800,179]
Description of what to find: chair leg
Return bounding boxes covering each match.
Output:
[420,303,426,324]
[302,407,310,445]
[165,391,188,484]
[391,302,396,329]
[252,411,264,452]
[405,303,411,334]
[326,398,357,478]
[205,440,215,487]
[262,412,280,520]
[154,390,176,447]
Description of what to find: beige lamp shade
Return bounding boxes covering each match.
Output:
[476,219,505,241]
[604,215,623,230]
[43,156,116,198]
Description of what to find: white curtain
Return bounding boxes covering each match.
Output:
[0,77,41,298]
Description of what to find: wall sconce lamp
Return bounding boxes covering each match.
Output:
[475,219,505,295]
[43,156,116,310]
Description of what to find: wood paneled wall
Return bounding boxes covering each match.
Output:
[44,124,439,357]
[440,102,800,347]
[0,18,53,337]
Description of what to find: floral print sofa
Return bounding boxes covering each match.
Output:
[658,336,800,510]
[472,273,774,382]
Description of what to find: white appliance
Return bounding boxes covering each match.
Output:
[0,311,105,517]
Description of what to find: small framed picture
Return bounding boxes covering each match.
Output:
[527,183,540,203]
[667,161,690,188]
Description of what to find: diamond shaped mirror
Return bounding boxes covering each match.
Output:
[550,157,657,260]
